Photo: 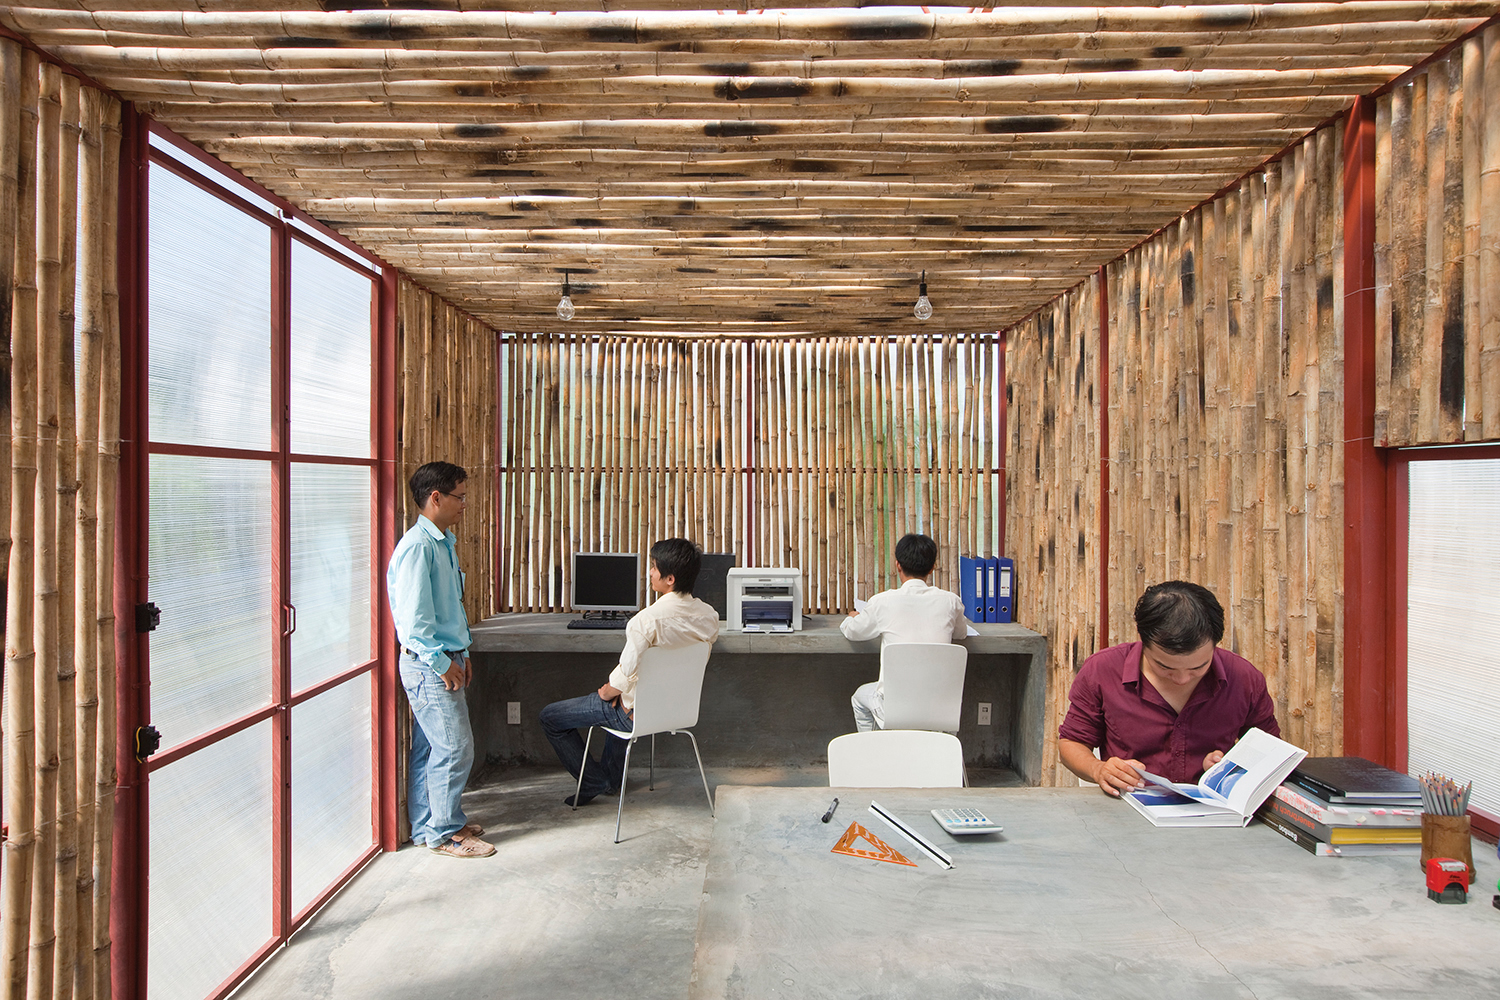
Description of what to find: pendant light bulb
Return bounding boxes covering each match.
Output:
[913,270,933,321]
[557,271,575,322]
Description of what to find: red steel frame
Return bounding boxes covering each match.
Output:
[111,120,397,1000]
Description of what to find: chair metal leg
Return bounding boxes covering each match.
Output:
[649,732,656,790]
[682,729,715,817]
[574,726,595,810]
[614,737,636,844]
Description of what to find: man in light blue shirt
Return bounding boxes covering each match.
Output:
[387,461,493,858]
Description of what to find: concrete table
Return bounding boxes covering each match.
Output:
[468,614,1047,780]
[690,786,1499,999]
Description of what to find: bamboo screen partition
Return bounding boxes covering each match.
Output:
[394,277,500,626]
[1375,23,1500,445]
[1008,123,1346,785]
[1,41,123,1000]
[1005,280,1103,787]
[498,333,1004,614]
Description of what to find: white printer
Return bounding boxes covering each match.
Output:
[726,568,803,632]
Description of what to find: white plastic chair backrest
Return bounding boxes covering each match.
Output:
[623,641,713,737]
[879,642,968,732]
[826,730,964,788]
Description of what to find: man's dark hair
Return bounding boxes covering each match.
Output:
[1134,580,1225,653]
[649,538,702,594]
[409,461,467,509]
[893,533,938,578]
[651,539,702,593]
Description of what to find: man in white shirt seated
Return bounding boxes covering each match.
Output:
[839,533,969,732]
[540,538,721,805]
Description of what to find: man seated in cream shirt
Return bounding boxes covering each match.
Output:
[539,538,721,805]
[839,533,969,732]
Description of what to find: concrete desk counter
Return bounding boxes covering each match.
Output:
[467,614,1047,781]
[692,786,1499,999]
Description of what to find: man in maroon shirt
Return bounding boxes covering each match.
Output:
[1058,580,1279,797]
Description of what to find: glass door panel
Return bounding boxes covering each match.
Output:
[147,722,273,1000]
[290,678,374,915]
[289,239,373,457]
[290,463,374,691]
[148,163,272,451]
[147,453,273,747]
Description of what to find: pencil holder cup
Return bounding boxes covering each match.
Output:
[1419,814,1474,879]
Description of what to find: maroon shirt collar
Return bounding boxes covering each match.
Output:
[1120,642,1226,711]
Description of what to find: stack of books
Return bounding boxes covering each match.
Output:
[1256,756,1424,857]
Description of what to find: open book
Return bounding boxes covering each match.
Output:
[1122,727,1308,828]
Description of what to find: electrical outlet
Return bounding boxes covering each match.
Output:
[507,701,521,725]
[977,702,992,726]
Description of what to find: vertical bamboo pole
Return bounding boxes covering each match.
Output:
[1419,59,1449,444]
[1463,36,1484,440]
[91,97,120,998]
[3,48,40,1000]
[53,74,82,1000]
[1480,26,1500,436]
[29,60,64,1000]
[1374,94,1395,445]
[71,86,103,1000]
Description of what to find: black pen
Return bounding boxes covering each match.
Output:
[821,797,839,823]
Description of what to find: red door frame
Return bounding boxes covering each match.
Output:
[110,118,401,1000]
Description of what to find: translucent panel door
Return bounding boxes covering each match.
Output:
[141,143,384,1000]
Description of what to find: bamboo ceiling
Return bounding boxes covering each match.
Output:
[4,2,1497,336]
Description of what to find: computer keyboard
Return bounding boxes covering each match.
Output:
[930,807,1003,835]
[566,618,630,630]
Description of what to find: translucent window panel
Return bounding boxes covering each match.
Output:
[1408,459,1500,817]
[291,677,374,916]
[291,463,374,691]
[290,240,373,457]
[149,163,272,450]
[149,454,273,746]
[148,721,272,1000]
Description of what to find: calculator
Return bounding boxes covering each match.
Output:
[930,807,1003,835]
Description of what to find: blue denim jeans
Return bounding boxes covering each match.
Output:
[539,693,635,798]
[400,652,474,846]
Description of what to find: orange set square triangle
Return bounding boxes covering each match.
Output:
[831,820,916,867]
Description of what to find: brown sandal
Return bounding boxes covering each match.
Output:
[458,822,484,838]
[430,837,495,859]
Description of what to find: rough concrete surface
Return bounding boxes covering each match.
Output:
[233,765,1021,1000]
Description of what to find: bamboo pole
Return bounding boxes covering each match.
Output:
[1439,54,1464,443]
[1374,93,1395,446]
[1481,25,1500,437]
[1419,59,1449,444]
[53,72,82,1000]
[91,97,121,999]
[71,83,104,1000]
[1463,35,1483,440]
[4,48,40,1000]
[30,59,64,1000]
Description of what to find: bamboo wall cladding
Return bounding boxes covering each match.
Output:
[1005,280,1102,788]
[0,38,123,1000]
[394,277,500,626]
[498,333,1003,615]
[1375,24,1500,445]
[1105,123,1346,759]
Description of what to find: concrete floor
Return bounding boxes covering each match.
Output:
[233,763,1023,1000]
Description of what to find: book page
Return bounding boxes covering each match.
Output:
[1209,727,1308,815]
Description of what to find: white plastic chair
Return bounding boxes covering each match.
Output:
[879,642,968,732]
[826,730,965,788]
[576,640,715,843]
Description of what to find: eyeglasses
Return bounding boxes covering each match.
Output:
[442,491,468,504]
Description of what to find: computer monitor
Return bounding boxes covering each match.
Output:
[571,552,641,612]
[696,553,737,620]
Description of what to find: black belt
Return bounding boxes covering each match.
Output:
[402,647,464,659]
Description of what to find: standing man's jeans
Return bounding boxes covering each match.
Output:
[400,651,475,846]
[851,681,885,733]
[540,693,635,798]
